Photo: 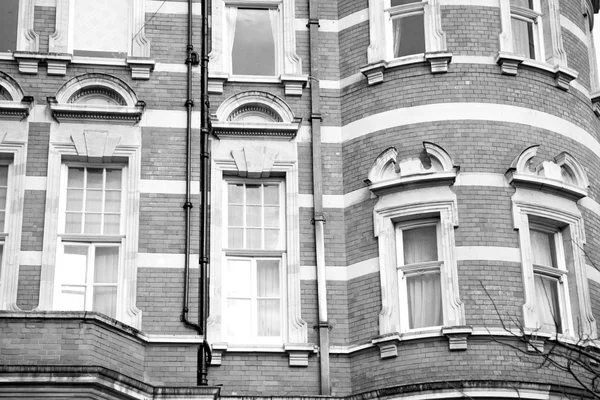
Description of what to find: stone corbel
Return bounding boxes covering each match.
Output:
[280,75,308,96]
[46,54,72,76]
[495,52,525,76]
[209,343,228,366]
[371,333,401,359]
[442,326,472,351]
[12,52,42,74]
[208,73,229,95]
[425,51,452,74]
[360,61,387,86]
[127,58,156,80]
[284,343,316,367]
[554,66,578,91]
[525,336,545,353]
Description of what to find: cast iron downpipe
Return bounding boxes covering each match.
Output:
[198,0,212,387]
[181,0,211,386]
[307,0,331,395]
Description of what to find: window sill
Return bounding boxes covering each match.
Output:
[371,325,473,358]
[210,342,317,367]
[208,73,308,96]
[360,51,453,85]
[495,52,578,90]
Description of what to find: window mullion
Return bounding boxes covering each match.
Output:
[86,244,94,311]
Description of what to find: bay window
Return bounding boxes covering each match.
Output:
[396,220,443,330]
[54,166,125,320]
[223,180,285,344]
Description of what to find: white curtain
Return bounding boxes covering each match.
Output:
[227,7,238,64]
[407,272,442,329]
[257,260,280,336]
[403,226,437,264]
[92,246,119,318]
[530,229,554,267]
[393,17,402,58]
[534,274,561,332]
[511,17,533,58]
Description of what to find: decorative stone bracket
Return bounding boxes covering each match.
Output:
[591,90,600,117]
[127,58,156,80]
[372,334,402,359]
[208,343,316,367]
[361,52,453,85]
[442,326,472,350]
[13,52,72,76]
[496,52,578,90]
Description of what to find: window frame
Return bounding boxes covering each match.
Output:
[225,3,282,78]
[395,218,445,332]
[528,221,571,334]
[0,163,11,291]
[53,164,127,320]
[222,178,287,344]
[384,1,427,61]
[509,1,545,61]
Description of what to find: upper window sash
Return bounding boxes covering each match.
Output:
[385,1,426,15]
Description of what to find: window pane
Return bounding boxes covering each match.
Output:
[57,286,86,310]
[67,189,84,211]
[258,299,281,336]
[73,0,128,58]
[104,190,121,213]
[94,246,119,283]
[84,213,102,234]
[246,205,262,227]
[0,0,19,52]
[392,14,425,58]
[105,169,122,189]
[68,167,85,188]
[264,206,279,227]
[247,228,262,249]
[228,228,243,248]
[530,229,557,268]
[228,184,243,203]
[257,260,280,297]
[61,245,88,284]
[232,8,276,76]
[103,214,120,234]
[93,286,117,318]
[407,271,442,329]
[0,244,3,281]
[264,185,279,205]
[227,259,252,297]
[228,205,243,226]
[403,225,437,264]
[227,299,252,338]
[0,166,8,186]
[511,17,535,59]
[264,229,280,250]
[65,213,82,234]
[510,0,533,8]
[246,185,261,205]
[535,274,562,333]
[87,168,103,189]
[85,189,103,212]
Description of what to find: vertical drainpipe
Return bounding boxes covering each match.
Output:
[307,0,331,395]
[199,0,212,387]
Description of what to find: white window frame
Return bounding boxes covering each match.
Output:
[365,0,448,79]
[527,221,572,334]
[0,163,11,300]
[373,187,464,337]
[222,178,287,344]
[209,0,305,94]
[224,3,282,79]
[210,144,307,350]
[53,164,126,319]
[509,1,545,61]
[37,126,142,329]
[512,193,595,339]
[384,1,427,61]
[395,218,445,332]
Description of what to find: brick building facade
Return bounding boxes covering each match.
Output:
[1,0,600,398]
